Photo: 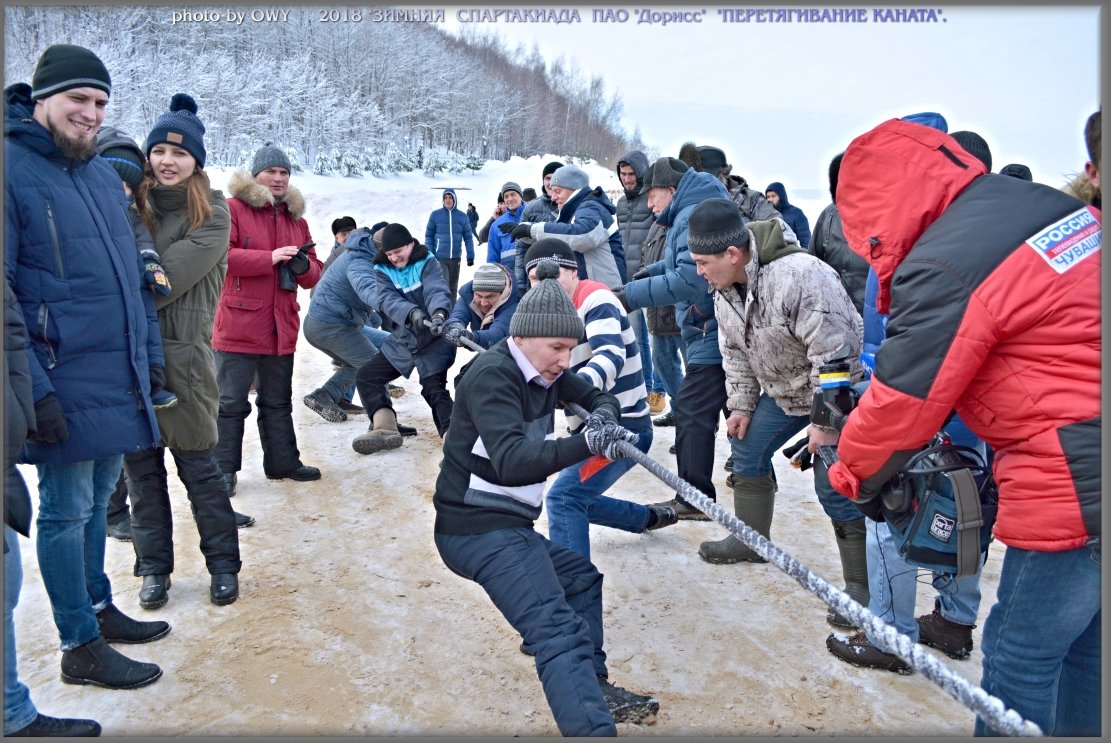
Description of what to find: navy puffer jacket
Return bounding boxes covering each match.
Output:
[764,182,812,248]
[425,188,475,262]
[4,83,162,465]
[307,227,382,327]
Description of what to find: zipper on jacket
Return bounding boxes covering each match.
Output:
[37,302,57,369]
[43,200,65,279]
[237,236,250,291]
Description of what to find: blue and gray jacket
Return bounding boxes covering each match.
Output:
[425,188,475,262]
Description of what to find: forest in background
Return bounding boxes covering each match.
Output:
[4,6,641,175]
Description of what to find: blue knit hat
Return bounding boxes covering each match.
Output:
[145,93,206,167]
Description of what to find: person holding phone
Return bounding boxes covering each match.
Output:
[213,142,324,491]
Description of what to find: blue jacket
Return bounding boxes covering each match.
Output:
[623,169,729,365]
[487,202,526,272]
[533,187,625,288]
[447,263,519,349]
[764,182,811,248]
[373,243,456,377]
[4,83,162,465]
[308,227,382,327]
[425,188,475,262]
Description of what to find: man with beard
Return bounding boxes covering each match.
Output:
[4,44,170,690]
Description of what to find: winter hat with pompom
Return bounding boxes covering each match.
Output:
[145,93,207,167]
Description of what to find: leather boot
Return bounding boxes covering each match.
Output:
[697,473,775,564]
[351,408,404,454]
[827,518,869,628]
[60,637,162,689]
[210,573,239,606]
[138,574,171,610]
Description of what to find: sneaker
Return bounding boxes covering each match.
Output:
[234,511,255,529]
[653,411,676,427]
[5,712,102,737]
[151,389,177,409]
[107,516,132,542]
[825,631,911,674]
[337,399,365,415]
[646,392,666,415]
[388,383,405,398]
[95,603,171,644]
[645,504,679,531]
[303,389,347,423]
[650,498,709,521]
[916,605,974,659]
[598,676,659,725]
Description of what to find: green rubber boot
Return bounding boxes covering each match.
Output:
[827,518,870,627]
[697,473,775,564]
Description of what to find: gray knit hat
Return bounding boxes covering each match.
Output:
[472,263,507,293]
[688,199,749,255]
[500,181,523,199]
[549,165,589,191]
[251,142,292,176]
[640,157,689,194]
[509,267,584,339]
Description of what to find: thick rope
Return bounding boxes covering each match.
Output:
[451,332,1040,734]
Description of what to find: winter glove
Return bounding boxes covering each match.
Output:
[510,222,534,241]
[585,403,619,430]
[631,267,650,281]
[442,321,475,348]
[497,221,517,235]
[149,365,166,397]
[584,421,639,461]
[140,249,172,296]
[28,394,69,444]
[428,311,448,337]
[782,437,813,471]
[287,249,310,276]
[611,287,632,313]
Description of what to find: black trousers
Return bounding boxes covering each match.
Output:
[107,470,130,525]
[674,363,728,505]
[124,446,240,576]
[355,353,454,437]
[214,351,302,478]
[438,257,461,305]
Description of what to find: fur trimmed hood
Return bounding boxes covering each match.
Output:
[227,169,307,219]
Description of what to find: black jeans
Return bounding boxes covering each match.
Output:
[355,354,454,437]
[124,446,240,576]
[106,470,130,525]
[438,257,461,305]
[674,363,728,505]
[214,351,303,478]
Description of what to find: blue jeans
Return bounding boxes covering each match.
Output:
[435,528,616,736]
[628,311,661,394]
[4,526,37,735]
[649,334,684,401]
[35,455,122,650]
[546,416,654,561]
[303,315,390,404]
[974,543,1101,736]
[731,393,860,522]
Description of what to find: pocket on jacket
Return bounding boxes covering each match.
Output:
[215,295,264,345]
[160,338,198,405]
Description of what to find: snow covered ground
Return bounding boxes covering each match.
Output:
[9,157,1001,735]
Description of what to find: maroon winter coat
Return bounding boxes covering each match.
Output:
[213,170,323,355]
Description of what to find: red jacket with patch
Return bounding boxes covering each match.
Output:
[213,171,322,355]
[830,119,1100,552]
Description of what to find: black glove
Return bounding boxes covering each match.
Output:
[611,287,632,313]
[287,249,310,276]
[28,394,69,444]
[429,311,448,337]
[497,221,517,235]
[442,321,474,348]
[466,259,474,267]
[584,421,639,461]
[510,222,533,241]
[140,249,171,296]
[781,437,813,471]
[408,308,430,330]
[149,365,166,397]
[632,267,650,281]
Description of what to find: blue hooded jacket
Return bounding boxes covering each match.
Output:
[307,227,382,327]
[4,83,162,465]
[623,169,730,364]
[372,243,456,377]
[764,182,812,248]
[487,201,526,273]
[425,188,475,262]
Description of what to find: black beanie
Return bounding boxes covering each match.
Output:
[950,130,992,172]
[95,126,145,190]
[331,216,357,235]
[145,93,207,167]
[999,163,1033,181]
[688,199,749,255]
[542,160,564,179]
[524,238,579,276]
[381,223,415,252]
[31,44,111,100]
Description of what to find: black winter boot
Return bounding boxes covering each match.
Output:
[917,601,975,659]
[598,676,659,725]
[827,518,869,628]
[95,604,170,644]
[60,638,162,689]
[6,713,102,736]
[210,573,239,606]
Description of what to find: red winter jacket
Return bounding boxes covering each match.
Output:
[213,171,323,355]
[830,119,1101,552]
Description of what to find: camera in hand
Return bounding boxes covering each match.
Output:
[809,356,859,433]
[278,242,315,292]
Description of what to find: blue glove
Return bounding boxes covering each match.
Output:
[140,250,171,296]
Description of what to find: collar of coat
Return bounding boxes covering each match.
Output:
[228,169,307,219]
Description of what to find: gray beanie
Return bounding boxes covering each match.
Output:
[251,142,292,176]
[640,157,689,194]
[500,181,523,199]
[688,199,749,255]
[509,270,584,340]
[472,263,507,293]
[549,165,589,191]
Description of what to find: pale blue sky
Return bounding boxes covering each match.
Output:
[441,5,1100,196]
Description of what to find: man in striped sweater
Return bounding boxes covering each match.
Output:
[433,274,659,733]
[523,240,679,562]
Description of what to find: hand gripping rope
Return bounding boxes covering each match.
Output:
[452,332,1041,736]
